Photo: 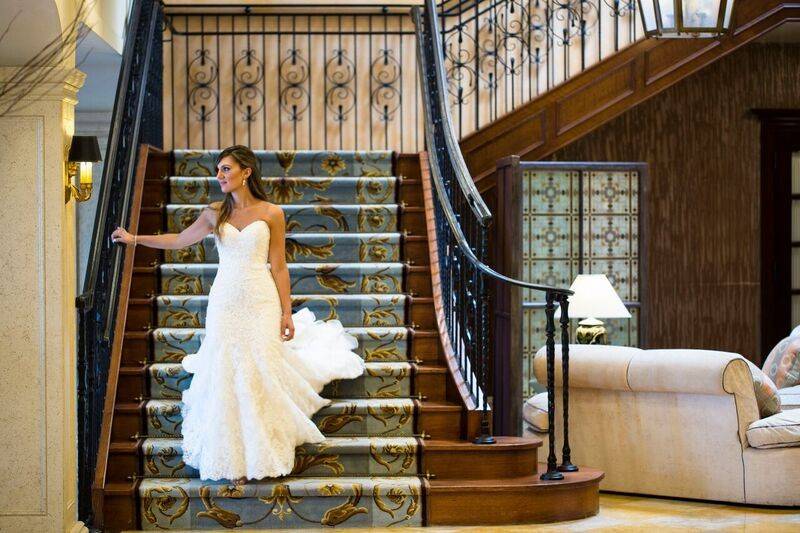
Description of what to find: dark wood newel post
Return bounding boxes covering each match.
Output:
[491,155,523,436]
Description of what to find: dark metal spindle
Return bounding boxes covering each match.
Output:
[540,291,564,480]
[557,293,578,472]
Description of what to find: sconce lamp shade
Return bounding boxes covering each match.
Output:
[637,0,735,38]
[68,135,102,163]
[555,274,632,320]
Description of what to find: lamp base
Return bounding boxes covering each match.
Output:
[576,318,608,345]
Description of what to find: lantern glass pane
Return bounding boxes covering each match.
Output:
[640,0,658,32]
[661,0,677,30]
[723,0,734,27]
[682,0,721,29]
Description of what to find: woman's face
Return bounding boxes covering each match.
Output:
[216,156,251,194]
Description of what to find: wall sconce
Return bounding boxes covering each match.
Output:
[65,135,102,203]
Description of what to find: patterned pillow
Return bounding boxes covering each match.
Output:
[762,336,800,389]
[746,360,781,418]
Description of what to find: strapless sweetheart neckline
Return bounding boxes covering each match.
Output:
[224,220,267,233]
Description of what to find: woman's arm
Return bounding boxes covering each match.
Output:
[266,204,295,341]
[111,205,216,250]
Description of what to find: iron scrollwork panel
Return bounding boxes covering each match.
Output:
[188,48,218,123]
[371,48,402,123]
[325,48,356,123]
[440,0,642,137]
[235,47,265,122]
[165,12,417,151]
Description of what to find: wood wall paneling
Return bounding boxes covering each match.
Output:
[549,43,800,361]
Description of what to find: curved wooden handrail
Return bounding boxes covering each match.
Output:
[91,144,156,525]
[459,0,800,186]
[420,151,495,439]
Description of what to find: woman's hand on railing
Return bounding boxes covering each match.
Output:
[111,226,136,246]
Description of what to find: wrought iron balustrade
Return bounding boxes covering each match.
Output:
[414,0,577,480]
[162,6,419,151]
[75,0,163,526]
[437,0,642,138]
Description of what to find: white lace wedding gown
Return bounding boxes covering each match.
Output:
[179,219,366,481]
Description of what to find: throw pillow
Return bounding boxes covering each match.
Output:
[746,360,781,418]
[522,392,549,432]
[778,385,800,411]
[762,336,800,389]
[747,409,800,448]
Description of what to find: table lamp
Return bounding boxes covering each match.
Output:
[555,274,631,344]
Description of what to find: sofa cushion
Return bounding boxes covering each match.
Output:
[746,360,781,418]
[522,392,548,432]
[778,385,800,410]
[746,409,800,448]
[762,336,800,389]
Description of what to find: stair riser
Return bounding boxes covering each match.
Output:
[422,447,538,480]
[107,438,419,484]
[132,264,413,298]
[402,237,430,266]
[145,180,423,213]
[399,208,425,236]
[417,409,462,441]
[173,149,394,179]
[110,406,415,441]
[138,478,423,530]
[159,233,403,265]
[117,365,415,401]
[117,364,444,404]
[116,400,418,440]
[121,327,415,366]
[111,401,463,442]
[127,365,445,402]
[153,294,409,329]
[156,264,406,296]
[137,206,424,250]
[135,443,418,480]
[169,177,398,205]
[132,265,430,298]
[398,179,423,205]
[167,205,399,234]
[426,482,600,526]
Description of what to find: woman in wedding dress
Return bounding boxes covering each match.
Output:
[110,145,366,485]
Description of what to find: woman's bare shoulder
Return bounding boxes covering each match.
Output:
[261,201,284,219]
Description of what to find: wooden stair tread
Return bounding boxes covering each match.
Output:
[429,466,604,490]
[423,436,542,451]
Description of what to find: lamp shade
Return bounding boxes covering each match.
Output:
[68,135,102,163]
[638,0,735,38]
[554,274,632,320]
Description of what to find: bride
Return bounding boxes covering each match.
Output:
[110,145,366,485]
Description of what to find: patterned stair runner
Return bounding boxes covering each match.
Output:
[138,150,424,529]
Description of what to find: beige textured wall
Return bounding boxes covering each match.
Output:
[0,66,86,533]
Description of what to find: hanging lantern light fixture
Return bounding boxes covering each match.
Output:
[637,0,736,38]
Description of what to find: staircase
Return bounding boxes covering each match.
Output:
[96,148,598,530]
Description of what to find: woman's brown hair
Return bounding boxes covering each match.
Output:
[209,145,270,237]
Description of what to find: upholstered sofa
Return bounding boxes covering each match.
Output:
[526,345,800,506]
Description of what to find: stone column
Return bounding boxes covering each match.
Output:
[0,66,88,533]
